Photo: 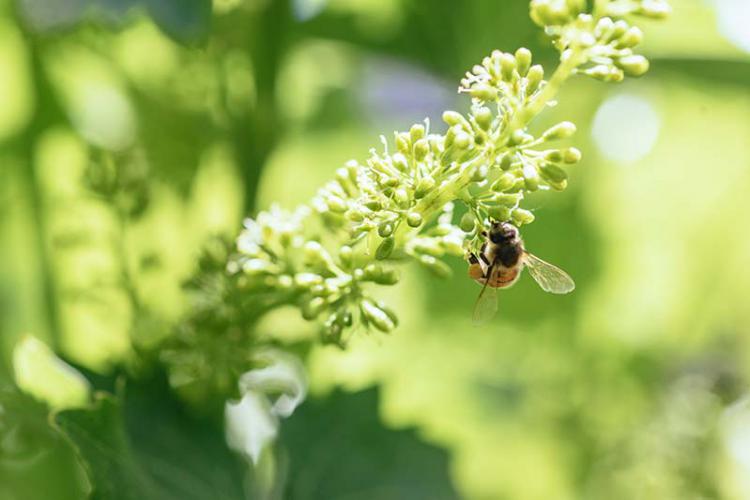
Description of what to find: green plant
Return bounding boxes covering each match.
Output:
[176,0,669,346]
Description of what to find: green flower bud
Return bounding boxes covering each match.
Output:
[526,64,545,94]
[500,53,517,81]
[392,153,409,172]
[506,178,527,193]
[242,258,273,275]
[339,245,353,267]
[375,301,399,328]
[594,17,614,40]
[378,222,394,238]
[304,241,334,267]
[471,164,488,182]
[612,20,629,39]
[365,199,382,211]
[326,195,347,213]
[511,208,535,225]
[493,193,522,206]
[474,107,493,130]
[406,212,423,228]
[413,139,429,160]
[492,172,517,192]
[500,154,513,171]
[617,26,643,48]
[410,124,425,143]
[542,121,576,141]
[515,47,532,76]
[544,150,564,162]
[302,297,326,320]
[360,299,395,332]
[418,254,451,278]
[548,179,567,191]
[295,272,324,288]
[523,163,539,191]
[488,205,512,221]
[415,176,436,199]
[616,55,650,77]
[585,64,625,82]
[394,187,410,208]
[459,212,476,232]
[346,208,365,222]
[469,84,498,101]
[443,110,465,126]
[562,147,582,163]
[376,236,395,260]
[637,0,670,19]
[540,163,568,183]
[363,263,400,285]
[510,129,533,146]
[383,176,400,188]
[454,131,472,150]
[396,132,410,154]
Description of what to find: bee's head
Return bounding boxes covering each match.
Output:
[489,221,519,244]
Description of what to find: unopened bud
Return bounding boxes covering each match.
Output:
[443,110,465,126]
[378,222,394,238]
[459,212,476,232]
[396,133,410,154]
[542,121,576,140]
[492,172,516,192]
[616,55,650,77]
[617,26,643,48]
[562,147,582,163]
[363,263,399,285]
[500,53,517,81]
[326,195,347,213]
[540,163,568,183]
[454,132,472,150]
[409,124,425,142]
[515,47,532,76]
[474,107,493,130]
[415,176,436,199]
[360,299,395,332]
[376,236,395,260]
[488,205,512,221]
[406,212,423,228]
[523,163,539,191]
[469,84,498,101]
[471,164,488,182]
[511,208,535,225]
[526,65,545,94]
[302,297,326,320]
[413,139,429,160]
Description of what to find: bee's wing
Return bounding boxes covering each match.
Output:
[472,264,499,325]
[523,252,575,294]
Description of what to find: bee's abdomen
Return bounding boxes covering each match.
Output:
[488,268,520,288]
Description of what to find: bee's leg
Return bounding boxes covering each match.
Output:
[468,253,479,265]
[479,242,491,266]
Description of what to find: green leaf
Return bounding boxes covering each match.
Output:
[279,386,459,500]
[0,383,89,500]
[53,376,249,500]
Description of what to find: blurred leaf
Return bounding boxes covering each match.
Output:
[54,375,249,500]
[279,386,460,500]
[0,383,89,500]
[13,335,91,410]
[143,0,212,45]
[16,0,212,45]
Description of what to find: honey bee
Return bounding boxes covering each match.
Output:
[467,221,575,323]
